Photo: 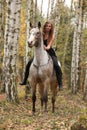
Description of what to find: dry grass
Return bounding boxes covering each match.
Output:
[0,86,87,130]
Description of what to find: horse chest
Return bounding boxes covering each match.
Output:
[35,67,46,78]
[30,64,51,80]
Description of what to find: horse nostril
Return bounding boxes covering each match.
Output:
[28,41,32,47]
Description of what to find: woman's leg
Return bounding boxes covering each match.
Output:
[46,48,62,90]
[20,58,33,85]
[51,56,63,90]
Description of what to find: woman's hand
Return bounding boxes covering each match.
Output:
[44,45,50,50]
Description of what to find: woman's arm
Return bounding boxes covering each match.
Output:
[44,35,54,50]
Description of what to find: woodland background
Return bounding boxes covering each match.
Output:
[0,0,87,130]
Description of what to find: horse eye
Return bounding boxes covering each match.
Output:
[37,32,40,35]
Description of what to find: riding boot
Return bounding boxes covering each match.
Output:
[52,56,63,90]
[55,65,63,90]
[57,67,62,90]
[19,58,33,85]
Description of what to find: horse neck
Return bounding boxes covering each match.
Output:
[33,37,49,66]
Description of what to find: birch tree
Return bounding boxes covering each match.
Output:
[0,0,5,38]
[3,0,21,102]
[0,0,4,56]
[71,0,83,94]
[47,0,50,20]
[82,1,87,100]
[2,0,10,93]
[53,0,65,50]
[0,0,3,89]
[31,0,34,23]
[40,0,43,18]
[50,0,55,19]
[71,0,73,11]
[34,0,37,25]
[52,1,60,50]
[25,0,34,65]
[25,0,34,97]
[0,0,2,44]
[83,41,87,101]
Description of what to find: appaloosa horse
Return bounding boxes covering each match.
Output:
[28,22,58,114]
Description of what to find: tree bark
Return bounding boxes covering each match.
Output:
[30,0,34,23]
[34,0,37,26]
[0,0,2,42]
[50,0,55,19]
[71,0,83,94]
[47,0,50,20]
[25,0,31,64]
[40,0,43,18]
[2,0,11,93]
[3,0,21,102]
[83,41,87,100]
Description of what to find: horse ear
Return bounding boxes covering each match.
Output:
[30,22,33,28]
[38,22,41,29]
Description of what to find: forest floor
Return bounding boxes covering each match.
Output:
[0,86,87,130]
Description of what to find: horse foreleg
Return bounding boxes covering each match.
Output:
[39,84,44,113]
[44,88,48,112]
[52,97,55,113]
[51,84,57,113]
[32,89,36,114]
[44,95,48,113]
[40,98,43,112]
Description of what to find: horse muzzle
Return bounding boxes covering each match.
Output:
[28,41,33,48]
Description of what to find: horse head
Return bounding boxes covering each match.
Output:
[28,22,41,48]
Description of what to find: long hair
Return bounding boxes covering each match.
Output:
[43,21,54,43]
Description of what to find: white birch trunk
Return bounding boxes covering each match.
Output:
[13,0,21,93]
[0,0,2,43]
[47,0,50,20]
[83,41,87,100]
[0,0,5,92]
[62,24,70,69]
[0,0,4,49]
[83,14,87,28]
[25,0,35,97]
[0,0,2,89]
[34,0,37,26]
[83,32,87,101]
[40,0,43,18]
[71,0,83,94]
[3,0,21,102]
[25,0,31,64]
[30,0,34,23]
[54,15,60,48]
[71,2,79,93]
[50,0,54,18]
[2,0,11,92]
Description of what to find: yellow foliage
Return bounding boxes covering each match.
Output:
[19,6,26,56]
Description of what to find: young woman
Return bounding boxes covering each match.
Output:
[20,21,62,90]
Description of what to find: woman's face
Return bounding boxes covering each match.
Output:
[45,23,52,32]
